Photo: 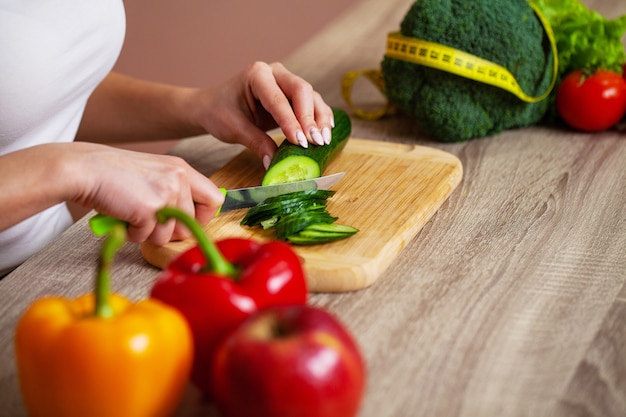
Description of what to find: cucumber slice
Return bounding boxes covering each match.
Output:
[241,190,335,226]
[274,209,337,239]
[287,235,351,245]
[260,217,279,229]
[287,223,359,245]
[298,223,359,235]
[262,108,352,186]
[261,156,320,185]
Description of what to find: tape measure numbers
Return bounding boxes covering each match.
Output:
[342,4,558,118]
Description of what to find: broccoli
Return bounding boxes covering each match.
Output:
[381,0,555,142]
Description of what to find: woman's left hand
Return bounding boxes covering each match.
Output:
[193,61,335,169]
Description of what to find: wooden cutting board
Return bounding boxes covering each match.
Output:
[141,138,463,292]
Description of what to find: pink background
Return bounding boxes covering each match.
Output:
[115,0,359,87]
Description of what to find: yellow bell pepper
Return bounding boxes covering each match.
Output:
[14,224,193,417]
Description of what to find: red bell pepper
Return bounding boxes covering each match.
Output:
[149,208,308,397]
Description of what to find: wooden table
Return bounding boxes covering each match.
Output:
[2,0,625,416]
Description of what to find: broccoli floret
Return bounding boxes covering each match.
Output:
[381,0,555,142]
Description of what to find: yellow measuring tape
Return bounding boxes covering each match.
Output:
[340,69,394,120]
[342,3,558,120]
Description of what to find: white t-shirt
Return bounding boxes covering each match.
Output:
[0,0,126,275]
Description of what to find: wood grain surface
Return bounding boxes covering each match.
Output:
[1,0,625,416]
[142,139,463,292]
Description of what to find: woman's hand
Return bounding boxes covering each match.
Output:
[0,142,223,245]
[78,63,334,170]
[192,62,335,169]
[66,143,224,244]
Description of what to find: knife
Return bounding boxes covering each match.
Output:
[88,172,345,236]
[219,172,345,213]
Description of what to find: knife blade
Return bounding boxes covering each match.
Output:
[219,172,345,213]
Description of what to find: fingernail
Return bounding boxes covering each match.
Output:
[321,126,332,144]
[296,130,308,148]
[330,116,335,128]
[263,154,271,170]
[310,128,324,146]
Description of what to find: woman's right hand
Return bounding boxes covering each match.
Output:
[64,142,224,244]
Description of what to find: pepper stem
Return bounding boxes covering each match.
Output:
[156,207,237,276]
[95,222,127,318]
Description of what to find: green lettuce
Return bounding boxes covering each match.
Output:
[531,0,626,77]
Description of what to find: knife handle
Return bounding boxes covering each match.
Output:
[215,188,227,217]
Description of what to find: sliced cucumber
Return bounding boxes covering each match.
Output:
[241,190,335,227]
[262,156,321,185]
[262,108,352,186]
[240,189,358,245]
[274,209,337,240]
[287,223,359,245]
[298,223,359,235]
[260,217,279,229]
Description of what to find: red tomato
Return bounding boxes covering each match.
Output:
[556,69,626,132]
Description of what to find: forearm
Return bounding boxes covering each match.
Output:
[77,62,336,166]
[1,141,224,242]
[0,144,75,231]
[76,72,206,143]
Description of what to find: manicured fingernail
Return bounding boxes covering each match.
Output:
[296,130,308,148]
[310,128,324,146]
[330,116,335,128]
[321,126,332,144]
[263,154,271,170]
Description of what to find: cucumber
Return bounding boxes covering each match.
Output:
[240,189,358,245]
[274,209,337,240]
[242,111,359,246]
[298,223,359,235]
[262,108,352,186]
[287,223,359,245]
[241,190,335,227]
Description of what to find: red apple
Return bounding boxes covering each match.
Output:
[210,304,366,417]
